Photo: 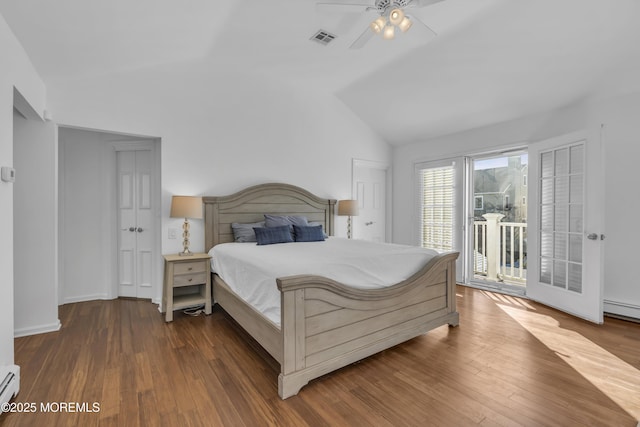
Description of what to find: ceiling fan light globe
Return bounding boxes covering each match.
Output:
[389,8,405,26]
[398,16,412,33]
[371,16,386,34]
[383,24,395,40]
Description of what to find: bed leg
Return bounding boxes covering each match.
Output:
[448,312,460,327]
[278,373,308,399]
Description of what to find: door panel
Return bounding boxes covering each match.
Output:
[353,161,387,242]
[118,151,136,297]
[527,131,603,323]
[416,157,464,283]
[135,151,153,298]
[117,149,154,299]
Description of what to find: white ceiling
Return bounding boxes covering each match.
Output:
[2,0,640,145]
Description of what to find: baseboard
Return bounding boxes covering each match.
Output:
[62,293,110,304]
[604,299,640,322]
[14,319,61,338]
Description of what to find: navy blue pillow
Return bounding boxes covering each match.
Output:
[254,225,294,245]
[293,225,325,242]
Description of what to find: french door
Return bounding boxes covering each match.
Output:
[117,149,155,299]
[526,130,604,323]
[416,157,465,282]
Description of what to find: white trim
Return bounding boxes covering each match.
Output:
[63,293,111,304]
[14,320,61,338]
[57,126,66,306]
[412,141,529,169]
[112,140,155,152]
[55,123,159,140]
[604,299,640,320]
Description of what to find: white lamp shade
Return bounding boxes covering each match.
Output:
[398,16,412,33]
[371,16,386,34]
[170,196,203,219]
[338,199,359,216]
[383,24,395,40]
[389,8,405,26]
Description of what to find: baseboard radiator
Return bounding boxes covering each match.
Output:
[0,365,20,405]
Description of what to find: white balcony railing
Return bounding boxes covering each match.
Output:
[473,215,527,285]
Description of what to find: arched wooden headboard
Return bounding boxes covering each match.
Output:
[203,183,336,252]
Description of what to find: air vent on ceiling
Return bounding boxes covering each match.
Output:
[310,30,337,46]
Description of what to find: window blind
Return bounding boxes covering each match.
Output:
[418,164,455,251]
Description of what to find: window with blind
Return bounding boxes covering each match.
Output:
[417,163,455,251]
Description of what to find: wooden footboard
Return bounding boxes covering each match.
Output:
[276,251,459,398]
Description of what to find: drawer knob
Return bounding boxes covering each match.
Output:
[188,267,193,271]
[188,278,193,282]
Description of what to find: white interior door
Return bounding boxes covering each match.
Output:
[527,130,604,323]
[117,149,154,299]
[353,160,388,242]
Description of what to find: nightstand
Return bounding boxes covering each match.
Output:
[162,253,212,322]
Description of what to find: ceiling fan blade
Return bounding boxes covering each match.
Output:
[316,2,374,13]
[349,26,375,49]
[407,0,445,8]
[408,14,437,37]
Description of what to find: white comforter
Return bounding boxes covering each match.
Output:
[210,237,438,327]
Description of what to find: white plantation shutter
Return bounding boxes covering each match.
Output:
[417,162,455,251]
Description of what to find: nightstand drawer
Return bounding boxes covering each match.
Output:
[173,272,208,287]
[174,261,207,275]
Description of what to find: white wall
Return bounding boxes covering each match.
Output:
[58,128,111,303]
[596,93,640,318]
[13,110,60,336]
[47,62,390,304]
[393,93,640,318]
[0,12,47,364]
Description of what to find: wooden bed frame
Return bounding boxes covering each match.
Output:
[203,183,459,399]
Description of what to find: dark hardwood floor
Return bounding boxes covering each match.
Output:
[3,286,639,426]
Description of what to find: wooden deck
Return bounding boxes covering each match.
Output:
[3,285,639,426]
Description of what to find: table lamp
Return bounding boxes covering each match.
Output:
[338,199,359,239]
[170,195,203,256]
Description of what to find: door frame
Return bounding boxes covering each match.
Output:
[352,159,392,242]
[464,149,529,296]
[113,140,162,302]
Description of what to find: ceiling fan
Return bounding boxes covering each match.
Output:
[317,0,443,49]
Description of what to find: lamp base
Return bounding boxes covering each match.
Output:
[179,219,193,256]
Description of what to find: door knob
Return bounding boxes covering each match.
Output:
[586,233,598,240]
[137,227,143,232]
[129,227,136,232]
[365,221,374,226]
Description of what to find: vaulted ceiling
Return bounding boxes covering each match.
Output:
[2,0,639,145]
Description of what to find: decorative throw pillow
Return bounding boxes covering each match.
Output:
[293,225,325,242]
[254,225,294,245]
[231,221,265,242]
[308,221,328,238]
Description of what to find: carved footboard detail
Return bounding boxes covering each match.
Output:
[276,251,459,399]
